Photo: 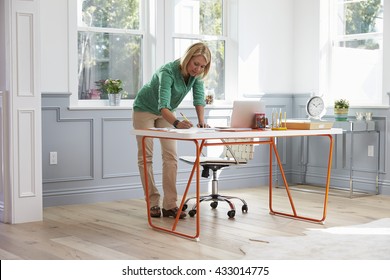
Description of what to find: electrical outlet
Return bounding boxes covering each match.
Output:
[50,152,57,165]
[368,145,374,157]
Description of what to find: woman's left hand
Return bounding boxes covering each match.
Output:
[197,122,210,128]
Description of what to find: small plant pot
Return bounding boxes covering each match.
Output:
[334,108,349,121]
[108,93,122,106]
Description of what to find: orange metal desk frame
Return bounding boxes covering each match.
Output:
[133,128,343,240]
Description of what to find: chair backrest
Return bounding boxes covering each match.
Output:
[221,138,254,162]
[179,138,254,167]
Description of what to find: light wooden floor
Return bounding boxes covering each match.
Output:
[1,186,389,260]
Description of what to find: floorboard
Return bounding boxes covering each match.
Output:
[1,186,389,260]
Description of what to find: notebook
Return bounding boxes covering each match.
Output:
[217,100,266,130]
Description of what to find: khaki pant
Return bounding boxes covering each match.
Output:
[133,111,178,210]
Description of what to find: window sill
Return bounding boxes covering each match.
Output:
[68,100,134,110]
[348,105,390,109]
[68,105,133,110]
[325,105,390,110]
[69,98,262,111]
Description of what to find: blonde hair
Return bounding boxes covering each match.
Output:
[180,42,212,79]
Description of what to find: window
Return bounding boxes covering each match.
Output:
[77,0,143,100]
[171,0,226,101]
[329,0,384,105]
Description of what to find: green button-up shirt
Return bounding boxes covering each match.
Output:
[133,59,206,115]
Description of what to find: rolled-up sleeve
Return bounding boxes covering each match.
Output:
[157,71,174,112]
[192,79,206,106]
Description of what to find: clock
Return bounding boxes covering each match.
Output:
[306,96,325,120]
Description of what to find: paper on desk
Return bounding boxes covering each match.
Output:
[215,127,253,132]
[149,127,170,131]
[149,127,216,133]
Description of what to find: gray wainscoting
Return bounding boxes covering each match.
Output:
[41,93,390,207]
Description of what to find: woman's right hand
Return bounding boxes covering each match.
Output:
[176,120,193,129]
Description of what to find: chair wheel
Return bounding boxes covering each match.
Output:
[189,209,197,217]
[182,204,188,211]
[227,210,235,218]
[242,205,248,213]
[210,201,218,209]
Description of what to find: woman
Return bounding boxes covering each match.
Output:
[133,42,212,219]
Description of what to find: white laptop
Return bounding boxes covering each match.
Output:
[222,100,265,129]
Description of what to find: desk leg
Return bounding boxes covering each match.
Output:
[349,130,354,198]
[268,135,334,223]
[269,138,297,217]
[142,136,152,228]
[142,136,203,240]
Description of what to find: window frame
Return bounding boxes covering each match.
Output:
[165,0,238,107]
[70,0,148,108]
[322,0,385,106]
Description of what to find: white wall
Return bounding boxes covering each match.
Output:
[383,0,390,105]
[238,0,294,95]
[292,0,320,94]
[237,0,321,96]
[40,0,69,93]
[0,0,6,90]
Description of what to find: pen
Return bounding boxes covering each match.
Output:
[180,112,190,122]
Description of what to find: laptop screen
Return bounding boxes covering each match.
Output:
[230,100,266,128]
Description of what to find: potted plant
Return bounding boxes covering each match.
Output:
[100,79,123,106]
[334,99,349,121]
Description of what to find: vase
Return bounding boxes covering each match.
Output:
[108,93,121,106]
[334,108,349,121]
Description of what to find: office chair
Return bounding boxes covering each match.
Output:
[180,138,254,218]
